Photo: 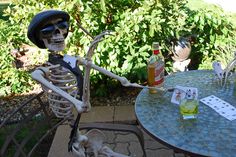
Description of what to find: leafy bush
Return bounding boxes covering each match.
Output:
[1,0,236,96]
[0,19,33,97]
[185,8,236,70]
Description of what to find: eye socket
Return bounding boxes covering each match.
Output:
[57,21,69,29]
[39,21,69,38]
[40,25,55,37]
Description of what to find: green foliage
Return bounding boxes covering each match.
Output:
[0,19,33,97]
[0,0,235,96]
[185,8,236,69]
[0,3,9,20]
[199,41,236,69]
[69,0,192,84]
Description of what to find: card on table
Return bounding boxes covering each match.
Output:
[171,85,198,105]
[200,95,236,121]
[212,61,224,80]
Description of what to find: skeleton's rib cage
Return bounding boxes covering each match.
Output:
[41,63,79,118]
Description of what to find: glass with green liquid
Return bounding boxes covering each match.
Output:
[179,90,199,119]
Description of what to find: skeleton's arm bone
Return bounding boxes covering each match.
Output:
[31,67,85,114]
[77,56,131,85]
[77,56,166,92]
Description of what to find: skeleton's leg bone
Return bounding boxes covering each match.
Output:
[100,146,129,157]
[84,129,105,157]
[73,129,130,157]
[72,133,88,157]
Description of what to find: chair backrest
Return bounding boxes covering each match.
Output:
[0,92,67,157]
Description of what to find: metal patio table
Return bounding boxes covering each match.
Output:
[135,70,236,157]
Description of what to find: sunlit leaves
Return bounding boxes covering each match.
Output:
[100,0,106,12]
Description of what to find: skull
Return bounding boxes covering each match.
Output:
[27,10,70,50]
[40,18,69,52]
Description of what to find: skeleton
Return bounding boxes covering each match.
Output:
[28,10,163,157]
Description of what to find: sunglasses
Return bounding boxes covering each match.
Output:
[40,21,69,38]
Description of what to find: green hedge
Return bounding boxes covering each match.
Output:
[0,18,33,97]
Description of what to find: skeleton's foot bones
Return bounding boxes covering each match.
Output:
[71,129,129,157]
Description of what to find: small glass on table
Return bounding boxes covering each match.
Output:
[179,89,199,120]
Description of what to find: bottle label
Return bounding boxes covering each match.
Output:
[153,49,159,55]
[154,63,164,85]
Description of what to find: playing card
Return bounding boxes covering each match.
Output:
[200,95,236,121]
[218,107,236,121]
[212,61,224,80]
[171,85,198,105]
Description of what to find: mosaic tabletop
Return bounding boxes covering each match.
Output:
[135,70,236,157]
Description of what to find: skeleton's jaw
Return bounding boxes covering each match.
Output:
[49,37,64,43]
[42,36,65,52]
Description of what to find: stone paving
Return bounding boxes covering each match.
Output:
[48,106,186,157]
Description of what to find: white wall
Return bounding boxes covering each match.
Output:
[204,0,236,12]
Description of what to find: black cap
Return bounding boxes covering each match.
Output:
[27,10,70,49]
